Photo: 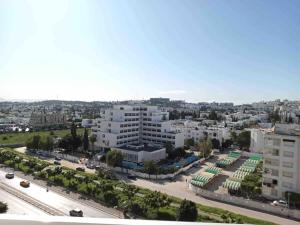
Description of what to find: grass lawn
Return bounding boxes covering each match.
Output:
[0,128,86,145]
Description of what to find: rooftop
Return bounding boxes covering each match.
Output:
[118,144,164,152]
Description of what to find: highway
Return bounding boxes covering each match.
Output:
[0,169,117,218]
[0,188,47,216]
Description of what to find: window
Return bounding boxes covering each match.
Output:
[273,139,281,146]
[282,182,293,189]
[282,162,293,168]
[283,139,295,147]
[283,151,294,158]
[282,171,293,178]
[271,169,279,176]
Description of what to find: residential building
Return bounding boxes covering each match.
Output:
[29,110,67,129]
[115,144,166,163]
[92,105,184,152]
[262,124,300,200]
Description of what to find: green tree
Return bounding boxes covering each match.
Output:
[26,135,41,149]
[144,161,158,175]
[230,131,238,143]
[185,138,195,148]
[123,185,138,210]
[236,131,251,150]
[89,134,97,151]
[144,191,170,213]
[44,136,54,151]
[71,122,77,139]
[106,149,123,167]
[269,109,281,124]
[83,128,89,151]
[176,199,198,221]
[211,138,220,149]
[165,141,174,156]
[196,139,212,158]
[208,110,218,120]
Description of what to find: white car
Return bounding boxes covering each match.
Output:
[271,200,287,207]
[69,208,83,217]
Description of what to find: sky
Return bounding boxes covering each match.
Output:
[0,0,299,104]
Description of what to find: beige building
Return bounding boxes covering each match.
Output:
[29,111,67,129]
[262,124,300,200]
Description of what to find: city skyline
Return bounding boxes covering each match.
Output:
[1,0,300,104]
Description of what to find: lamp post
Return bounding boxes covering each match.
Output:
[288,192,291,209]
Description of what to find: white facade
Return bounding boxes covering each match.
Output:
[250,129,267,153]
[262,124,300,200]
[92,105,184,149]
[173,120,231,144]
[115,144,166,163]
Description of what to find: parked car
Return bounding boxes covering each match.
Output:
[20,180,30,188]
[95,166,101,171]
[271,200,288,207]
[86,164,95,169]
[54,161,61,165]
[76,167,85,172]
[69,209,83,217]
[5,173,14,179]
[127,174,136,180]
[55,156,62,161]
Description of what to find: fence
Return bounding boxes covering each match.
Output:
[190,185,300,221]
[100,159,205,180]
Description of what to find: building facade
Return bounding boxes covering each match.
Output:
[29,111,67,129]
[262,124,300,200]
[92,105,184,150]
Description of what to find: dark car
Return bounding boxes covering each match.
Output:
[55,156,62,161]
[5,173,14,179]
[69,209,83,217]
[127,174,137,180]
[54,161,61,165]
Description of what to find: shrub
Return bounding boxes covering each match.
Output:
[0,202,8,213]
[177,199,198,221]
[103,191,118,207]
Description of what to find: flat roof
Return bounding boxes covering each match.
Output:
[118,144,164,152]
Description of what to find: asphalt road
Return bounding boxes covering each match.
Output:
[0,188,47,216]
[0,169,116,218]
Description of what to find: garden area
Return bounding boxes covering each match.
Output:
[0,128,85,145]
[0,148,277,224]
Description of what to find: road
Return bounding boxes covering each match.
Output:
[121,174,297,225]
[12,148,298,224]
[0,188,47,216]
[0,169,117,218]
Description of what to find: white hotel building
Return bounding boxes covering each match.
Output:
[262,124,300,199]
[92,105,184,150]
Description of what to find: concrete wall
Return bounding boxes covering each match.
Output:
[190,185,300,221]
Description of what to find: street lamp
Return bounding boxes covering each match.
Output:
[287,192,291,209]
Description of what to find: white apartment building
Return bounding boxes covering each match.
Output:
[250,128,267,153]
[262,124,300,200]
[92,105,184,150]
[173,120,231,144]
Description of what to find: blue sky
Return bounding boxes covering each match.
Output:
[0,0,299,104]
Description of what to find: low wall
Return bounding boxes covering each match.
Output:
[190,185,300,221]
[241,151,263,158]
[27,149,80,163]
[103,159,202,180]
[0,144,24,148]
